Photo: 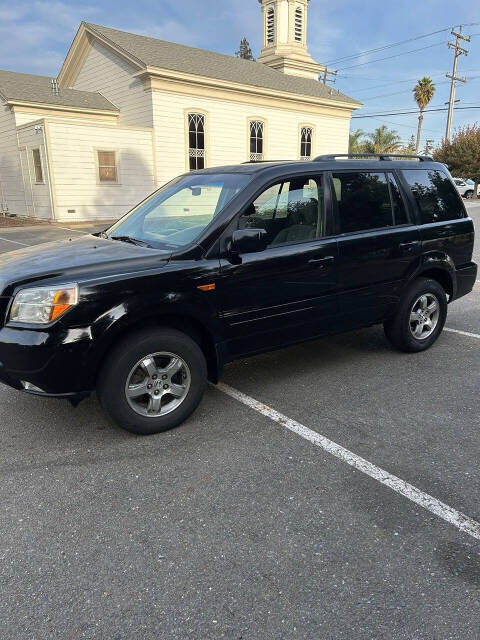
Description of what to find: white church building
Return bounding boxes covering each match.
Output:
[0,0,360,222]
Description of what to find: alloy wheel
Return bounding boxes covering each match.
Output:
[409,293,440,340]
[125,351,191,417]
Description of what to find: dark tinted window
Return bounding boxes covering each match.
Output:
[402,169,465,223]
[332,172,393,233]
[388,173,409,225]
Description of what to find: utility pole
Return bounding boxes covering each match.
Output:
[322,68,337,85]
[445,27,470,142]
[424,139,435,156]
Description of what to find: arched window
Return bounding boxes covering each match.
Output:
[300,126,313,160]
[249,121,265,162]
[295,7,303,42]
[267,7,275,44]
[188,113,206,170]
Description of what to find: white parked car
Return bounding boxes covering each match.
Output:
[453,178,479,199]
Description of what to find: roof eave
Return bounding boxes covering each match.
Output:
[7,99,119,117]
[136,66,362,112]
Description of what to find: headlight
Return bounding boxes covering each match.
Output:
[9,284,78,325]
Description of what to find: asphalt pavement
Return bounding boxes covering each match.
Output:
[0,205,479,639]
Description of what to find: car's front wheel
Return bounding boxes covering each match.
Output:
[384,277,447,353]
[464,190,473,199]
[98,327,207,435]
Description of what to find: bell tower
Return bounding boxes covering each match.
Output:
[257,0,324,81]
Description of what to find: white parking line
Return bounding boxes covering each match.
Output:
[444,327,480,339]
[0,236,29,246]
[216,382,480,541]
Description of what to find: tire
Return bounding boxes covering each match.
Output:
[384,277,447,353]
[464,190,473,199]
[97,327,207,435]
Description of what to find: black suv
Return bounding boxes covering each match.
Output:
[0,154,476,435]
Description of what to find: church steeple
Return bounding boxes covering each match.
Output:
[257,0,324,81]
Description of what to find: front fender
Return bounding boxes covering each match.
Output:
[81,291,224,387]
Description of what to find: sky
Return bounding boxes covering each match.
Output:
[0,0,479,150]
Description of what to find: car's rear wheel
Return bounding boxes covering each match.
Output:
[98,327,207,435]
[384,277,447,352]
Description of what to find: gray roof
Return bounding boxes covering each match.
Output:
[0,69,118,111]
[85,23,360,106]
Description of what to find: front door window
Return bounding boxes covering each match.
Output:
[239,175,327,247]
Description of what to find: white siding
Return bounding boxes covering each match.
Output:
[73,38,153,128]
[0,99,26,215]
[16,123,53,219]
[151,89,350,185]
[47,120,155,221]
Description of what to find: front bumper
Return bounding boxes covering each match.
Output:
[0,324,94,398]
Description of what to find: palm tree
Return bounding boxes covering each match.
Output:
[413,77,436,153]
[363,125,402,154]
[349,129,364,153]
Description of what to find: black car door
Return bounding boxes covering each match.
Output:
[332,170,421,326]
[217,173,339,358]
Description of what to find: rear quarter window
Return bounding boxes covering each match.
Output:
[402,169,466,224]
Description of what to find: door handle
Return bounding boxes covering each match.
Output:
[308,255,335,268]
[399,241,419,254]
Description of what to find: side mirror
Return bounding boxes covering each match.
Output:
[230,228,268,254]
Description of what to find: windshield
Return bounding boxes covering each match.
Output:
[106,173,251,250]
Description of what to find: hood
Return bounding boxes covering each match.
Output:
[0,234,171,296]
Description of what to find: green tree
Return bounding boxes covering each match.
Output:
[413,77,436,153]
[434,124,480,199]
[349,129,365,153]
[398,134,416,154]
[236,38,255,60]
[363,125,402,154]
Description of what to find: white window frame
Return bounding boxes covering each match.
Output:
[247,118,267,163]
[96,149,119,185]
[32,148,44,184]
[185,111,208,171]
[299,125,315,161]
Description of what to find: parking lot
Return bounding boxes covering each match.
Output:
[0,205,479,639]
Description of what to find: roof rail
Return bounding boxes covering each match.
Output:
[313,153,433,162]
[241,160,293,164]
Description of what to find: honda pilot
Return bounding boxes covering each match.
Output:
[0,154,476,435]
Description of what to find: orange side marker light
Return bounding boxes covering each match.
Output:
[197,283,216,292]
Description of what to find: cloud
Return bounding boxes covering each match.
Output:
[0,1,99,74]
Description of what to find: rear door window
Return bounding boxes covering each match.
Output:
[332,172,394,234]
[402,169,465,223]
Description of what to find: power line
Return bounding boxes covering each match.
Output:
[325,27,451,65]
[352,106,480,119]
[356,116,439,134]
[350,74,445,95]
[338,75,480,105]
[326,22,480,66]
[337,42,445,71]
[353,81,451,103]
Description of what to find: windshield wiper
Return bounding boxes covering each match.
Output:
[110,235,152,248]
